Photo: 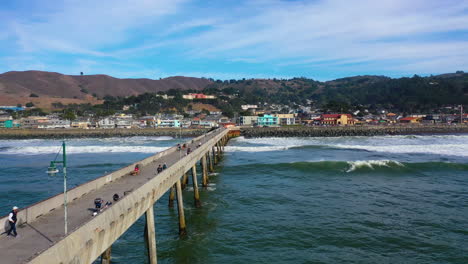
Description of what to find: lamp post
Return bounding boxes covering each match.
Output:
[46,140,68,235]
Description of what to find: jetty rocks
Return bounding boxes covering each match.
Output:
[241,125,468,138]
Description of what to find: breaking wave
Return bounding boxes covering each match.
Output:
[1,146,170,155]
[226,160,468,174]
[345,160,404,172]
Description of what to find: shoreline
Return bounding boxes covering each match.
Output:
[0,128,210,139]
[241,125,468,138]
[1,125,468,139]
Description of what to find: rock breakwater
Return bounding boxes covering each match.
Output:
[241,125,468,138]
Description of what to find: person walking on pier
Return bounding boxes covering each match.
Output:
[157,164,163,174]
[7,206,18,237]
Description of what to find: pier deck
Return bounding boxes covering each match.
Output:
[0,130,224,263]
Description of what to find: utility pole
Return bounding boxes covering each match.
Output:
[461,105,464,124]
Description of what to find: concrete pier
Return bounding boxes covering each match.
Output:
[0,127,232,264]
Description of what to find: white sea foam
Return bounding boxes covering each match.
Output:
[3,146,169,155]
[335,144,468,157]
[346,160,404,173]
[224,145,299,152]
[230,135,468,157]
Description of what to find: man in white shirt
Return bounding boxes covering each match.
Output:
[7,206,18,237]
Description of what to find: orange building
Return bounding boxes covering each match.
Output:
[320,114,355,125]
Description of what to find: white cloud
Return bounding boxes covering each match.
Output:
[5,0,187,55]
[1,0,467,78]
[180,0,468,73]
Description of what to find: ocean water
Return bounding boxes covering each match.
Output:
[1,134,467,263]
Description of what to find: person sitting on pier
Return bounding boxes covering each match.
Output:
[130,164,140,175]
[162,163,167,170]
[177,144,181,151]
[187,147,192,155]
[94,198,103,211]
[113,193,120,202]
[157,164,163,174]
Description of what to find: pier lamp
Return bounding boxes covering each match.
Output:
[46,140,68,235]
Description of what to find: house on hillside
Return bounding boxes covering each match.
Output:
[183,93,216,100]
[320,114,355,125]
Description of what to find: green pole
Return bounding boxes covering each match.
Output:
[62,140,68,235]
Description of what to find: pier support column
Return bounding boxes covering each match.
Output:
[217,142,222,158]
[175,179,187,236]
[201,155,208,187]
[181,172,189,190]
[100,246,111,264]
[208,150,214,172]
[191,165,201,208]
[212,146,217,165]
[168,184,175,208]
[145,206,157,264]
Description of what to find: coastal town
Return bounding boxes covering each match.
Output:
[0,93,466,130]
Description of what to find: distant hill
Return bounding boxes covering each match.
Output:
[1,70,466,113]
[0,71,212,109]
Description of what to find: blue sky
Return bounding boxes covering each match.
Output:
[1,0,467,81]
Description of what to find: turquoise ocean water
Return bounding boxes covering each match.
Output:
[0,134,467,263]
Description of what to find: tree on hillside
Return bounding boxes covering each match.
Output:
[62,109,76,121]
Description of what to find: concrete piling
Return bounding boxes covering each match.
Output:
[145,206,157,264]
[212,146,217,165]
[191,165,201,208]
[168,184,175,208]
[208,150,214,172]
[201,155,208,187]
[100,246,111,264]
[175,179,187,236]
[181,172,189,190]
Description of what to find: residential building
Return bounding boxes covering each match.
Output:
[182,93,216,100]
[71,118,91,129]
[399,117,421,123]
[97,117,116,129]
[239,116,258,126]
[241,104,258,111]
[0,118,14,128]
[257,114,279,127]
[320,114,355,125]
[139,116,156,128]
[38,118,71,129]
[158,120,181,128]
[20,116,49,129]
[275,114,295,126]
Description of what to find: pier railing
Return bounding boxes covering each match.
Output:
[0,128,221,234]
